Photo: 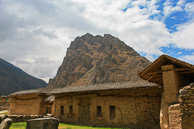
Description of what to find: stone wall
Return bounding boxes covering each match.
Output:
[53,88,162,129]
[179,83,194,129]
[168,104,181,129]
[168,83,194,129]
[9,94,48,115]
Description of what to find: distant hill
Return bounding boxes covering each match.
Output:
[47,33,151,89]
[0,58,47,95]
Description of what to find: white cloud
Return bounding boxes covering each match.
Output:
[0,0,193,81]
[176,52,182,55]
[172,21,194,49]
[179,54,194,65]
[184,2,194,17]
[163,0,184,18]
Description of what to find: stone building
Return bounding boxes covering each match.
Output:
[139,55,194,129]
[8,88,53,115]
[50,82,162,129]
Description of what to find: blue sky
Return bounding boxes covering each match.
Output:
[0,0,193,81]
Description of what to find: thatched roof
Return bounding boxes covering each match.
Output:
[50,81,159,95]
[8,88,48,97]
[138,55,194,85]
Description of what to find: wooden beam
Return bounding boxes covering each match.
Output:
[147,73,158,81]
[146,70,162,75]
[179,71,194,74]
[174,68,194,72]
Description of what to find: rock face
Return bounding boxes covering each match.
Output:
[26,118,59,129]
[47,33,150,89]
[0,58,46,95]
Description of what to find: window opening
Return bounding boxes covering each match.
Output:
[69,106,73,114]
[110,106,115,120]
[97,106,102,117]
[60,106,64,115]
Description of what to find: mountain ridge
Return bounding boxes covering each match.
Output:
[0,58,47,95]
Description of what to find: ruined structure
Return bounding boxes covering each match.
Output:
[8,89,53,115]
[139,55,194,129]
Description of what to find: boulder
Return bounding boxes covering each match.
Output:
[0,118,12,129]
[26,117,59,129]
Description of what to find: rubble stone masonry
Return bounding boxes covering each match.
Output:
[179,83,194,129]
[168,83,194,129]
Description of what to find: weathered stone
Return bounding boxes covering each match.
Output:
[26,117,59,129]
[0,118,12,129]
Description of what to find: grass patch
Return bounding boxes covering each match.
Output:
[10,122,26,129]
[59,123,124,129]
[10,122,125,129]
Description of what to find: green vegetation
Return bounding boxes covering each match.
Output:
[10,122,126,129]
[59,123,124,129]
[10,122,27,129]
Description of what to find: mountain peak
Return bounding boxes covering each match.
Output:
[47,34,150,89]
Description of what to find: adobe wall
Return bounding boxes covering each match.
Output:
[9,94,47,115]
[54,88,162,129]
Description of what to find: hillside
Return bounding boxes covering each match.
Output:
[47,33,151,89]
[0,58,47,95]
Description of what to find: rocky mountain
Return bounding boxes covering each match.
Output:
[0,58,47,95]
[47,33,151,89]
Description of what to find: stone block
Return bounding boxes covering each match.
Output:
[26,117,59,129]
[0,118,12,129]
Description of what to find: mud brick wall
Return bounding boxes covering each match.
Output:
[179,83,194,129]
